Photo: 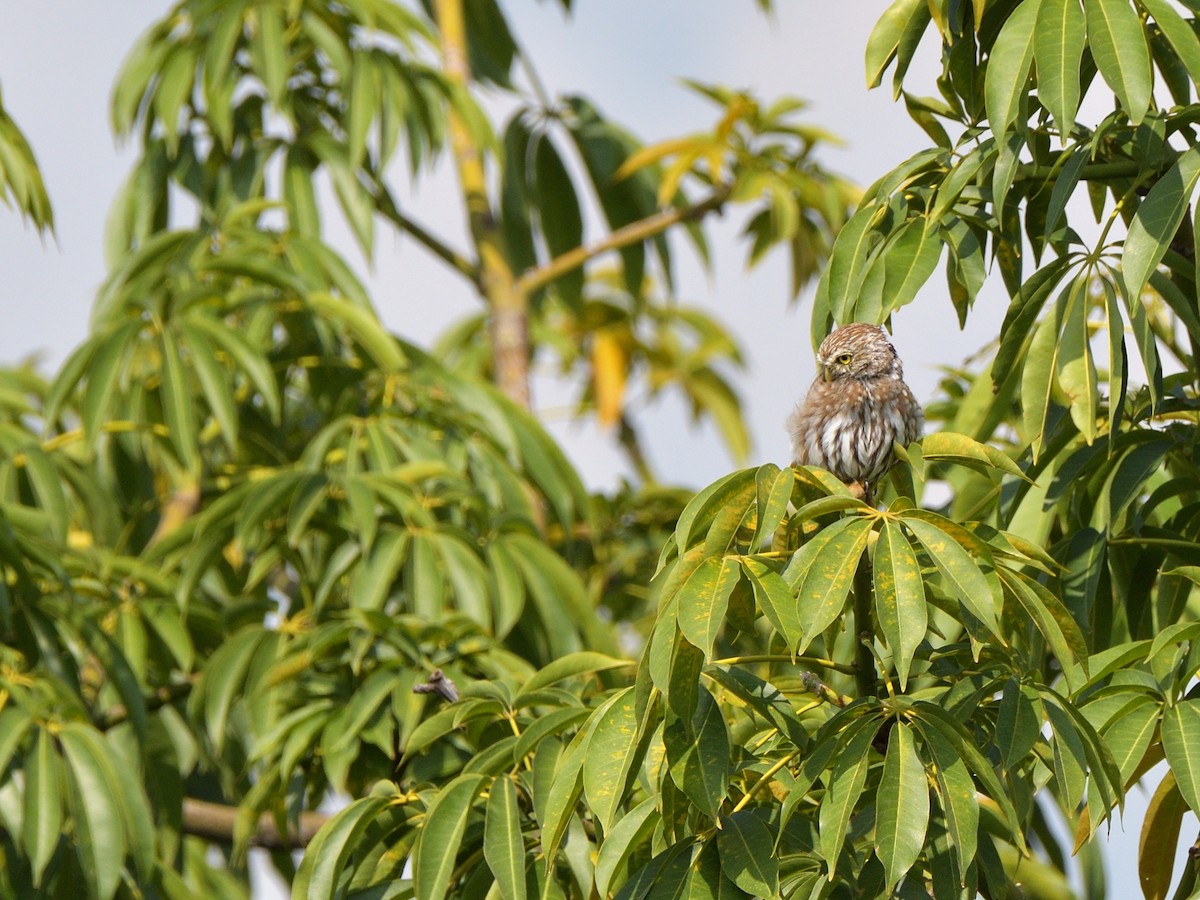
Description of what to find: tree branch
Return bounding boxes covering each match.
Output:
[181,798,329,850]
[1014,159,1169,185]
[98,677,196,730]
[435,0,531,410]
[514,186,731,297]
[364,166,479,286]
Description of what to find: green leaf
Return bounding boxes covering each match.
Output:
[564,96,668,294]
[24,726,63,886]
[327,160,375,258]
[919,721,979,873]
[1035,0,1086,135]
[594,797,658,899]
[1122,147,1200,301]
[997,679,1043,771]
[913,702,1024,847]
[198,626,265,754]
[755,465,793,548]
[284,147,321,237]
[1139,0,1200,87]
[741,559,804,651]
[874,521,926,689]
[177,321,238,453]
[665,687,731,821]
[582,687,639,833]
[984,0,1042,137]
[691,839,752,900]
[532,134,584,308]
[59,724,128,900]
[152,46,197,157]
[1086,0,1153,123]
[881,217,942,318]
[310,292,404,370]
[677,557,740,659]
[486,539,525,639]
[1139,770,1187,900]
[865,0,930,89]
[180,312,281,422]
[353,527,408,611]
[75,320,137,448]
[793,516,874,654]
[902,515,1001,639]
[414,773,486,900]
[674,468,757,554]
[994,256,1072,388]
[19,444,69,544]
[717,811,779,897]
[1119,272,1163,406]
[1161,700,1200,814]
[930,148,984,221]
[516,651,633,701]
[429,530,491,629]
[255,4,290,109]
[818,715,878,869]
[875,722,929,890]
[484,776,527,900]
[1020,296,1065,461]
[1084,696,1158,836]
[615,839,696,900]
[326,667,400,760]
[159,327,198,470]
[293,795,392,900]
[539,720,589,865]
[920,431,1028,480]
[999,570,1089,691]
[824,204,884,323]
[346,51,377,168]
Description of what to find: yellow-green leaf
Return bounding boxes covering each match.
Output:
[677,557,740,659]
[484,777,527,900]
[414,773,486,900]
[874,521,926,689]
[875,722,929,890]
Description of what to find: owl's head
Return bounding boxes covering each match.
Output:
[816,323,903,381]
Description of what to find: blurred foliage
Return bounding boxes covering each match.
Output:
[6,0,1200,899]
[0,79,53,233]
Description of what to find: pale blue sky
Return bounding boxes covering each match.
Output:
[0,2,1186,897]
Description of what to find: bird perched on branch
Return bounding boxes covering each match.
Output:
[787,323,923,499]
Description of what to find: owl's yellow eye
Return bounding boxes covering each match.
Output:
[835,353,853,365]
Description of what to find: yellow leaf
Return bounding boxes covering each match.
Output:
[592,329,628,429]
[614,136,703,181]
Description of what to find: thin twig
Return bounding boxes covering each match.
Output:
[799,670,851,707]
[513,186,731,296]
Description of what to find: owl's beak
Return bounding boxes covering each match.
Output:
[819,364,832,383]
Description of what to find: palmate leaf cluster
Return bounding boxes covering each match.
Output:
[342,1,1200,898]
[0,1,859,898]
[2,0,1200,899]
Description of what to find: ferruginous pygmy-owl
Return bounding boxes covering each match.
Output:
[787,323,923,492]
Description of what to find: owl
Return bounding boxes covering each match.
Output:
[787,323,923,494]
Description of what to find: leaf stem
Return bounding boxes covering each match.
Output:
[730,748,800,814]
